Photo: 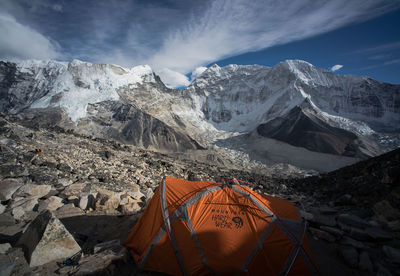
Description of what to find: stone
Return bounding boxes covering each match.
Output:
[0,247,31,276]
[340,236,367,249]
[0,178,24,201]
[79,194,95,210]
[366,227,393,241]
[119,198,142,215]
[75,242,133,275]
[0,213,16,227]
[37,196,64,212]
[338,222,370,241]
[318,206,337,215]
[339,246,359,268]
[309,227,336,242]
[63,183,87,196]
[309,214,336,227]
[387,220,400,232]
[319,226,344,237]
[358,251,373,272]
[376,265,393,276]
[144,188,154,202]
[299,210,313,221]
[0,243,11,254]
[58,178,73,187]
[15,210,81,267]
[382,246,400,264]
[0,165,29,178]
[374,200,400,222]
[127,185,145,200]
[10,197,38,220]
[335,194,353,205]
[14,184,51,198]
[54,203,83,218]
[337,214,370,229]
[104,195,120,212]
[11,207,25,221]
[0,204,5,214]
[93,239,120,254]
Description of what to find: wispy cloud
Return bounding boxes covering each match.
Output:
[384,58,400,66]
[356,41,400,54]
[1,0,399,87]
[331,64,343,72]
[0,12,61,60]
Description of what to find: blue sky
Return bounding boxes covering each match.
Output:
[0,0,399,87]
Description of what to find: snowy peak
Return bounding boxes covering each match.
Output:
[0,60,156,121]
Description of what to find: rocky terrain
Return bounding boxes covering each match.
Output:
[0,111,399,275]
[0,58,399,275]
[1,59,399,173]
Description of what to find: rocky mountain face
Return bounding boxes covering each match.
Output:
[0,114,399,275]
[0,59,399,173]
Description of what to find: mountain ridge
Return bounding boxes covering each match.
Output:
[1,58,399,172]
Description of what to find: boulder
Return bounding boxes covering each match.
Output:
[10,197,39,220]
[79,194,95,211]
[309,227,336,242]
[338,222,370,241]
[127,185,145,200]
[340,236,367,249]
[63,183,87,197]
[382,246,400,264]
[37,196,64,212]
[0,178,24,201]
[309,214,336,227]
[0,247,31,276]
[319,226,344,237]
[16,210,81,267]
[14,184,51,198]
[54,203,83,218]
[358,251,373,272]
[0,204,5,214]
[339,246,359,268]
[75,240,133,275]
[299,210,313,221]
[0,213,16,227]
[337,214,370,229]
[366,227,393,241]
[119,197,142,215]
[144,188,154,202]
[374,200,400,222]
[57,178,73,187]
[335,194,353,206]
[0,243,11,254]
[0,165,29,178]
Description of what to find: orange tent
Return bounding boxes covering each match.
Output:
[125,176,318,275]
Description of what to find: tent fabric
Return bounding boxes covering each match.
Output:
[125,176,318,275]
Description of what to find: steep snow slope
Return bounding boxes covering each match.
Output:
[0,60,155,121]
[183,60,399,137]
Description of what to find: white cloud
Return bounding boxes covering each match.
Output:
[0,13,60,61]
[331,64,343,72]
[0,0,399,77]
[157,68,190,89]
[147,0,400,73]
[190,67,208,80]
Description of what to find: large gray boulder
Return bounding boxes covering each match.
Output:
[0,179,24,201]
[16,210,81,267]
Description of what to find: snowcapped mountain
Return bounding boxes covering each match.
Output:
[0,59,399,172]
